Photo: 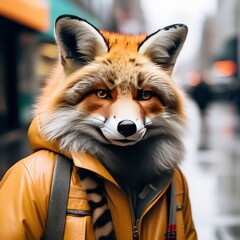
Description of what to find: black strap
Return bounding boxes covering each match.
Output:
[44,154,73,240]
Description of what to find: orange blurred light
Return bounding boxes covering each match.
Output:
[213,60,237,77]
[187,71,201,87]
[0,0,49,32]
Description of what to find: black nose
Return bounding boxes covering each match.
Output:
[117,120,137,137]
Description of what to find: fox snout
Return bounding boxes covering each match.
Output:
[100,117,146,146]
[99,97,147,146]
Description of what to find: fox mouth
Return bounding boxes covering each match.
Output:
[110,138,137,146]
[97,128,137,146]
[96,128,143,146]
[113,139,135,144]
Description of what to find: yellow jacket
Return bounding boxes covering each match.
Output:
[0,117,197,239]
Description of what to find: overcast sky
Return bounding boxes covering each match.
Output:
[141,0,218,63]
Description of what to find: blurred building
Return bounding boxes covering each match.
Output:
[74,0,146,32]
[198,0,240,101]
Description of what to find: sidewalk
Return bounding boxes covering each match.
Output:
[182,100,240,240]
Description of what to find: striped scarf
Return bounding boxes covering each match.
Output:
[78,169,115,240]
[78,169,177,240]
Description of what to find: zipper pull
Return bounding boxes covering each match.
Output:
[133,219,139,240]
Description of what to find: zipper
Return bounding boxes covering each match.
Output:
[129,188,140,240]
[105,180,141,239]
[105,179,171,240]
[133,218,140,240]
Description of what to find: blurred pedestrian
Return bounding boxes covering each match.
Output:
[189,74,212,149]
[190,77,212,116]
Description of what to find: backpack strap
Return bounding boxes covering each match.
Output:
[44,154,73,240]
[166,181,177,240]
[175,168,186,240]
[166,168,186,240]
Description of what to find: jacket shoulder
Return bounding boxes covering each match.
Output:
[19,150,57,203]
[173,168,198,239]
[15,150,58,210]
[7,150,58,219]
[173,167,188,196]
[21,149,56,172]
[0,150,57,239]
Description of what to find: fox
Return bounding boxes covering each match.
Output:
[0,15,198,240]
[37,15,187,192]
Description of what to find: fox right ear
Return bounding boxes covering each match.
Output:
[55,15,109,74]
[138,24,188,74]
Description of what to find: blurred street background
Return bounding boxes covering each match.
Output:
[1,0,240,239]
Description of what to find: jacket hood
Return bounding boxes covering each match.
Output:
[28,115,64,156]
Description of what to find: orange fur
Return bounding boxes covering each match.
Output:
[100,30,147,51]
[36,31,185,121]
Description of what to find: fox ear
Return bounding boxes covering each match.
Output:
[138,24,188,74]
[55,15,109,74]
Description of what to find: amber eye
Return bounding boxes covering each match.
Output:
[137,90,153,101]
[95,89,111,99]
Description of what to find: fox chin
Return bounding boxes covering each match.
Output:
[37,15,188,191]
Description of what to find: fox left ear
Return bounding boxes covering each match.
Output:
[55,15,109,74]
[138,24,188,74]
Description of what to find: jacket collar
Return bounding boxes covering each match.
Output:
[135,171,173,218]
[71,151,118,185]
[72,151,173,220]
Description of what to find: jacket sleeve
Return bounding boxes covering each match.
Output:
[174,168,198,240]
[0,151,55,240]
[180,171,198,240]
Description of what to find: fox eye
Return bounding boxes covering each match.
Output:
[137,90,153,101]
[95,89,112,99]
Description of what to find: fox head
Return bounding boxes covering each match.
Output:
[37,15,188,176]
